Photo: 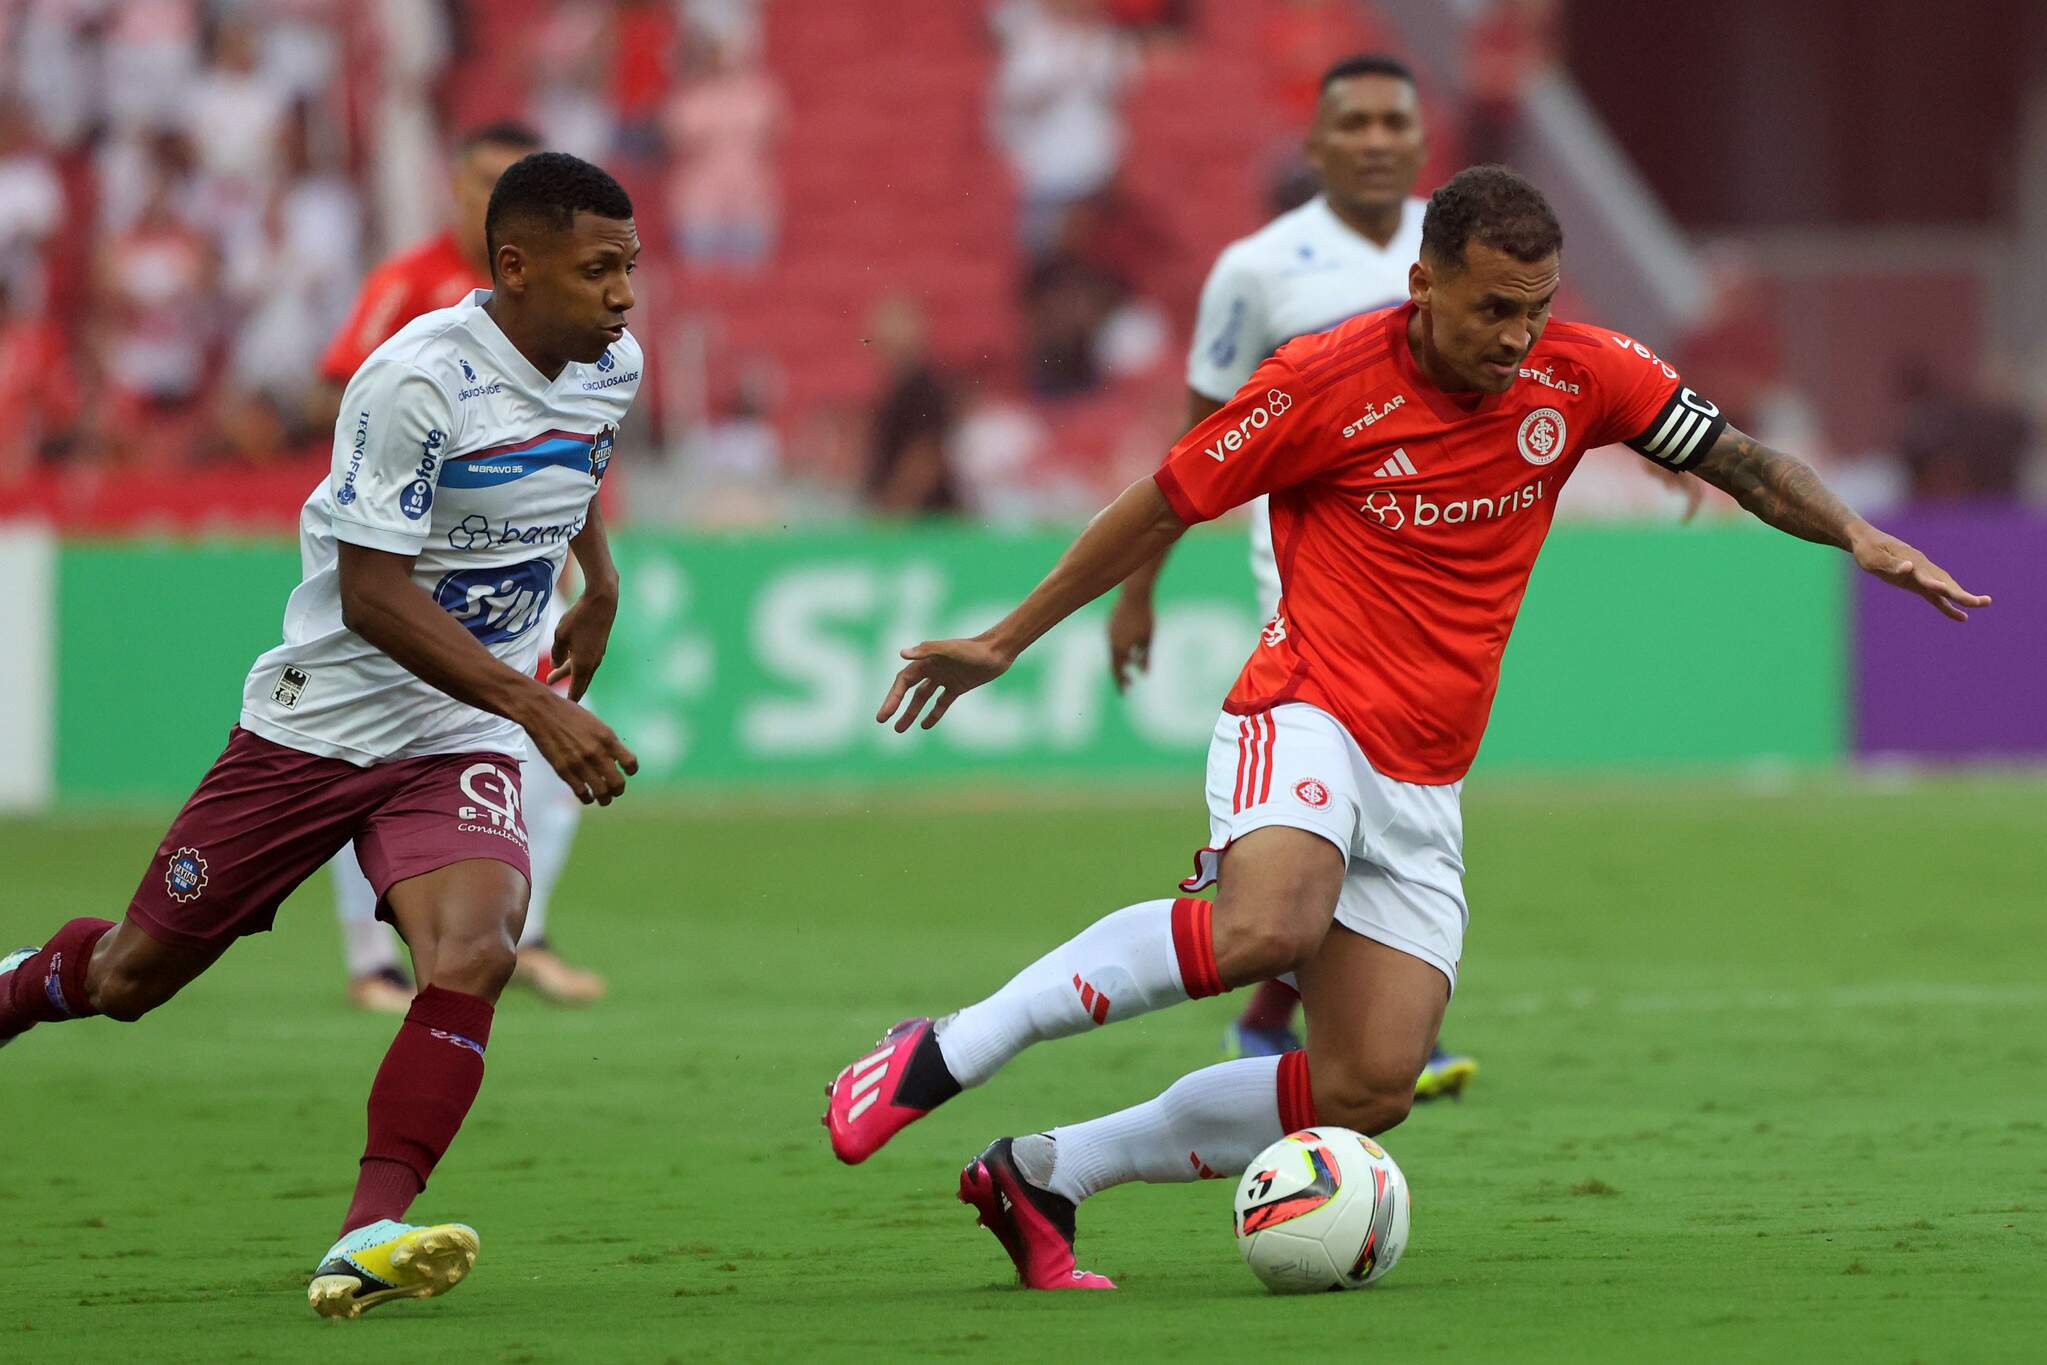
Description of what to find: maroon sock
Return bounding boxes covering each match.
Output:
[0,917,115,1038]
[340,985,495,1237]
[1236,977,1301,1032]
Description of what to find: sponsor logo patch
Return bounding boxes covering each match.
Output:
[336,411,369,506]
[457,762,527,846]
[272,665,309,710]
[165,847,209,903]
[432,559,554,643]
[1202,389,1293,462]
[1342,393,1406,438]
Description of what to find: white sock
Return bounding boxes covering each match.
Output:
[934,899,1208,1089]
[330,843,402,978]
[517,760,583,948]
[1020,1056,1286,1204]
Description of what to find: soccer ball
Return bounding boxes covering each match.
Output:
[1233,1127,1410,1293]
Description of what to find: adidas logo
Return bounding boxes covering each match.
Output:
[843,1043,897,1123]
[1371,448,1417,479]
[1071,974,1111,1026]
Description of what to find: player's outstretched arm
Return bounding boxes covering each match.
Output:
[1689,424,1991,622]
[338,543,639,803]
[1107,390,1227,691]
[547,499,622,702]
[879,477,1190,733]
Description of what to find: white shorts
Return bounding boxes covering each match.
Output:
[1182,702,1467,991]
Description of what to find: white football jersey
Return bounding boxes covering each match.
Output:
[1185,195,1424,615]
[240,291,641,765]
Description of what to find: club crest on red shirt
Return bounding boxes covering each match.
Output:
[1517,407,1566,465]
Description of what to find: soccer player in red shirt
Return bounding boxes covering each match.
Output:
[313,123,541,421]
[825,166,1988,1289]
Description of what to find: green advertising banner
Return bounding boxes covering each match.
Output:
[53,523,1846,804]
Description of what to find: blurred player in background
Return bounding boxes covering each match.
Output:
[321,121,607,1011]
[1107,54,1474,1094]
[1,152,644,1316]
[832,165,1987,1290]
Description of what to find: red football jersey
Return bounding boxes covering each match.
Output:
[1154,301,1725,785]
[317,231,487,383]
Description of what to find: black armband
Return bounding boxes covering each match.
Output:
[1626,386,1726,471]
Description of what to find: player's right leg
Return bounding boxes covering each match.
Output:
[824,828,1343,1164]
[824,706,1357,1165]
[2,727,362,1045]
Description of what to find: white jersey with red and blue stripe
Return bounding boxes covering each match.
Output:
[239,290,641,765]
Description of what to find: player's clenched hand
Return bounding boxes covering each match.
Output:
[546,590,618,702]
[1850,528,1992,622]
[876,637,1012,733]
[1107,587,1154,693]
[525,691,639,805]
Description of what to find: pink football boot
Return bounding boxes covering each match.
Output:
[958,1138,1116,1290]
[823,1017,960,1164]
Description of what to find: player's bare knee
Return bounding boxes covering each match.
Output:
[1313,1068,1415,1137]
[429,906,522,997]
[1216,912,1322,983]
[90,967,170,1023]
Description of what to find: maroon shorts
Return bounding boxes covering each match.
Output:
[128,726,530,951]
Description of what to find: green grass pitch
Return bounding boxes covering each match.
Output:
[4,774,2044,1363]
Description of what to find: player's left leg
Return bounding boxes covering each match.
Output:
[508,757,605,1004]
[311,752,531,1320]
[310,858,525,1320]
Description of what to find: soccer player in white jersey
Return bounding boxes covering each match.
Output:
[0,152,643,1319]
[1108,54,1475,1093]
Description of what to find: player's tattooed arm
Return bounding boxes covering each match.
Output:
[1690,424,1991,622]
[1688,424,1859,549]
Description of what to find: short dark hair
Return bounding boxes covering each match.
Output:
[484,151,634,258]
[458,121,542,157]
[1319,53,1416,93]
[1420,164,1562,271]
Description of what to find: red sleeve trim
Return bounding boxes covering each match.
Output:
[1153,465,1205,525]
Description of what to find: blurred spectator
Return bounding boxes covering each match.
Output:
[684,0,765,61]
[988,0,1136,252]
[1258,0,1388,123]
[218,101,363,458]
[865,298,960,515]
[311,122,540,428]
[0,276,84,481]
[1463,0,1559,165]
[664,37,785,272]
[1017,196,1168,397]
[1104,0,1193,41]
[1895,359,2031,501]
[95,159,217,468]
[611,0,680,165]
[532,1,617,162]
[101,0,203,136]
[0,99,63,313]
